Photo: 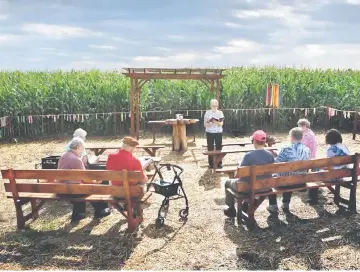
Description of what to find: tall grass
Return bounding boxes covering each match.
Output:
[0,67,359,138]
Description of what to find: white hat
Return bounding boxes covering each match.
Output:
[73,128,87,139]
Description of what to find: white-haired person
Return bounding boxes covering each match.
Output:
[57,137,110,222]
[65,128,88,164]
[297,118,319,204]
[204,99,224,169]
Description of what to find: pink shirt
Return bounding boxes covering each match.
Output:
[302,129,317,159]
[57,151,85,184]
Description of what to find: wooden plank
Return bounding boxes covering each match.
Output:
[4,183,144,197]
[87,144,165,149]
[203,147,277,155]
[124,73,224,80]
[202,140,280,148]
[1,169,141,182]
[253,168,352,191]
[254,155,354,176]
[6,192,144,202]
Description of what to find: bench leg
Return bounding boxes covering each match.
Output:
[349,182,357,212]
[30,199,39,220]
[334,185,340,206]
[246,198,256,229]
[14,200,25,230]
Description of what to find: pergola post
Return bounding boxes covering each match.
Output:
[130,78,135,137]
[216,79,220,108]
[135,78,140,140]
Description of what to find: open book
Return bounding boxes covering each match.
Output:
[209,117,224,122]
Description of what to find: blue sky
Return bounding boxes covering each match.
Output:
[1,0,360,70]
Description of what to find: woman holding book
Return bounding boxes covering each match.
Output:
[204,99,224,169]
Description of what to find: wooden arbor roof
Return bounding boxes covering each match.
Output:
[122,68,225,139]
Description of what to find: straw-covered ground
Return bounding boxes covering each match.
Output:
[0,131,360,270]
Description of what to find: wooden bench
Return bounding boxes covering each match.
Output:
[203,147,278,170]
[227,154,359,228]
[1,169,152,232]
[202,139,280,148]
[87,144,165,157]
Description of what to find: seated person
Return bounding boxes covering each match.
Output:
[297,118,318,204]
[224,130,275,218]
[57,137,110,222]
[106,136,148,186]
[326,129,350,164]
[65,128,88,166]
[267,127,310,213]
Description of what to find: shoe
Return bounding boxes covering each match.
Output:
[217,165,223,169]
[209,165,213,169]
[267,205,279,213]
[224,207,236,218]
[94,208,111,219]
[281,203,290,213]
[71,213,86,222]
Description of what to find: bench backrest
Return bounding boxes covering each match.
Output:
[1,169,143,199]
[235,154,359,192]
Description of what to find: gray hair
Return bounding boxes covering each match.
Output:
[73,128,87,139]
[69,137,85,150]
[289,127,303,141]
[297,118,311,128]
[210,99,218,106]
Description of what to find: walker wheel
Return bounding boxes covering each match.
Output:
[179,208,189,219]
[155,216,164,228]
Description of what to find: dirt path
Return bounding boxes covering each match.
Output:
[0,132,360,270]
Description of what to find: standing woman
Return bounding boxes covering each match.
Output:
[204,99,224,169]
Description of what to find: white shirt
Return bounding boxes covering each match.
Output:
[204,110,224,133]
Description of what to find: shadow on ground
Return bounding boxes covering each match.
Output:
[223,209,360,270]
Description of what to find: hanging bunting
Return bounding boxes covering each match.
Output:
[268,108,271,115]
[0,117,7,127]
[293,108,296,114]
[347,111,351,119]
[201,111,203,117]
[305,108,308,116]
[121,113,124,122]
[313,108,316,114]
[266,83,271,106]
[186,111,189,116]
[343,111,347,118]
[28,116,33,124]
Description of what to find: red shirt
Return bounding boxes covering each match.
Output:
[106,150,146,186]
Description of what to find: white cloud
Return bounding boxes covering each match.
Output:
[89,44,117,51]
[168,35,185,41]
[224,22,243,28]
[346,0,360,4]
[0,34,24,45]
[62,60,128,70]
[22,23,102,39]
[132,52,223,67]
[213,39,263,54]
[25,57,46,63]
[112,37,140,45]
[0,14,8,20]
[249,43,360,69]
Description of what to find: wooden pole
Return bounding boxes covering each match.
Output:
[353,107,359,140]
[135,78,140,140]
[216,79,220,108]
[130,78,135,137]
[272,107,276,132]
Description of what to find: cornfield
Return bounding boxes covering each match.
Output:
[0,67,359,140]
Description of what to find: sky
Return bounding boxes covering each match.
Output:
[1,0,360,70]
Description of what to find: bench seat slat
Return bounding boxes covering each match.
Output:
[4,182,144,198]
[6,192,146,202]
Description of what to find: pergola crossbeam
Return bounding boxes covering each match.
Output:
[123,68,225,139]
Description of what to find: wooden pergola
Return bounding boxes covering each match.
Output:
[122,68,225,139]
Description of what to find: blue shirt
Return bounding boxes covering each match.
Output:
[327,143,350,169]
[239,149,275,188]
[275,142,310,176]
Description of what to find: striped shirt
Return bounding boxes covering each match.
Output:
[275,142,310,176]
[204,110,224,133]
